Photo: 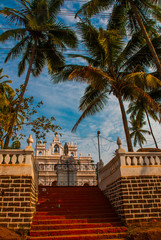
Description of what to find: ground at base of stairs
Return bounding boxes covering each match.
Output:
[127,221,161,240]
[0,227,21,240]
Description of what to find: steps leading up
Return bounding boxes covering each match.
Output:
[28,186,127,240]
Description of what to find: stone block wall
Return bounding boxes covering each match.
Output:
[98,145,161,225]
[0,137,38,231]
[104,175,161,224]
[0,175,38,230]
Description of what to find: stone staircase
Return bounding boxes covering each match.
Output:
[28,186,127,240]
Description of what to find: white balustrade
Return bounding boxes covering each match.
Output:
[0,150,29,165]
[0,135,38,187]
[98,137,161,191]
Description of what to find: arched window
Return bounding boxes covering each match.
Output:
[54,144,59,153]
[39,151,42,156]
[84,182,90,186]
[71,152,74,156]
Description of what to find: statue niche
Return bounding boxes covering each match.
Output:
[54,144,59,153]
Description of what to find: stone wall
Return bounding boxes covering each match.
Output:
[0,175,37,229]
[104,176,161,224]
[0,137,38,230]
[98,141,161,225]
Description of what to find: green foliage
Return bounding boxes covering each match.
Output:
[0,68,14,108]
[129,117,150,148]
[76,0,161,78]
[53,22,161,151]
[0,81,61,149]
[0,0,77,76]
[76,0,159,35]
[10,140,21,149]
[127,93,160,148]
[0,0,73,147]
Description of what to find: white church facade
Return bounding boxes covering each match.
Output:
[36,134,97,186]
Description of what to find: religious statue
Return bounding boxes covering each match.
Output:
[64,142,68,156]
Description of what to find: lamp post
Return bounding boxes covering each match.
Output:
[97,131,101,162]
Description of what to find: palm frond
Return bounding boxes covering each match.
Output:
[67,54,98,66]
[0,8,26,26]
[52,65,83,84]
[79,85,109,111]
[18,42,31,76]
[77,21,105,66]
[69,66,115,90]
[72,91,108,132]
[5,36,29,63]
[123,36,161,72]
[48,0,65,18]
[107,1,127,34]
[75,0,113,18]
[50,23,77,49]
[31,44,45,77]
[0,29,27,42]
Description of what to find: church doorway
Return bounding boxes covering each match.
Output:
[84,182,89,186]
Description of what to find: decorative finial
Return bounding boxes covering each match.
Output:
[117,137,122,149]
[27,135,33,147]
[25,135,34,151]
[116,137,125,153]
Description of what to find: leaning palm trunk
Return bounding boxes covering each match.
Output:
[145,110,158,148]
[4,40,37,148]
[128,0,161,79]
[118,95,133,152]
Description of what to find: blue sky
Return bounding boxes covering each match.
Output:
[0,0,161,164]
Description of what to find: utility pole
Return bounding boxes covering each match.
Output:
[97,130,101,162]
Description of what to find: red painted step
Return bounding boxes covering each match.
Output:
[28,186,127,240]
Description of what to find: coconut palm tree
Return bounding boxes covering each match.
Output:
[76,0,161,78]
[53,22,161,152]
[129,117,150,148]
[127,94,160,148]
[0,87,26,149]
[0,68,14,108]
[0,0,77,147]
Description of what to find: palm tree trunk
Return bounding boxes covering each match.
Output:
[4,39,37,148]
[118,95,133,152]
[145,110,158,148]
[128,0,161,79]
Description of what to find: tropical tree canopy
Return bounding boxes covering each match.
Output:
[127,93,161,148]
[53,21,161,152]
[0,85,61,149]
[0,68,14,108]
[76,0,161,78]
[129,116,150,148]
[0,0,77,77]
[0,0,77,147]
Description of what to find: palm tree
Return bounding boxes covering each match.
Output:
[0,88,26,149]
[76,0,161,78]
[0,0,77,147]
[127,94,160,148]
[129,117,150,148]
[0,68,14,108]
[53,22,161,152]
